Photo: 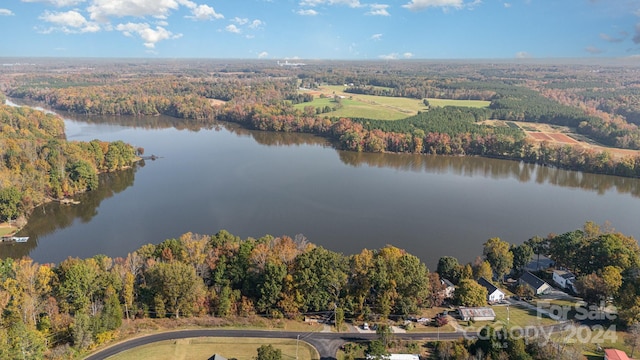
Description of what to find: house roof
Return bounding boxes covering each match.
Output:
[519,271,549,290]
[604,349,631,360]
[553,269,576,279]
[441,278,455,288]
[459,307,496,318]
[477,277,503,295]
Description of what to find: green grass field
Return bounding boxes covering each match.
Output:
[0,223,17,236]
[296,86,490,121]
[106,337,318,360]
[458,304,557,333]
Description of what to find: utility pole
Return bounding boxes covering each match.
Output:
[296,334,300,360]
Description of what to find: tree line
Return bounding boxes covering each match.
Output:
[2,221,638,358]
[6,70,640,178]
[0,230,436,358]
[0,104,137,222]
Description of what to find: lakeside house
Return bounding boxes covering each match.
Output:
[518,271,552,295]
[525,255,554,271]
[552,269,577,293]
[458,307,497,322]
[440,278,455,299]
[477,277,505,303]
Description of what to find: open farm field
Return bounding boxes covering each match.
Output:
[293,96,410,120]
[482,120,640,159]
[297,86,490,120]
[107,337,318,360]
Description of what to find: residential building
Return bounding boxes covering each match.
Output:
[552,269,577,293]
[458,307,497,321]
[518,271,551,295]
[477,277,505,303]
[441,278,455,299]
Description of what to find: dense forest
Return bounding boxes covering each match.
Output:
[4,60,640,179]
[0,222,638,359]
[0,104,137,223]
[0,230,431,358]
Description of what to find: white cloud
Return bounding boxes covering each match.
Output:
[367,4,390,16]
[379,52,398,59]
[116,22,180,48]
[402,0,465,11]
[188,4,223,20]
[330,0,361,7]
[249,19,263,29]
[299,0,324,6]
[39,10,100,33]
[403,52,414,58]
[299,0,361,7]
[21,0,86,7]
[600,32,626,43]
[233,17,249,25]
[371,33,383,40]
[585,46,604,54]
[88,0,186,22]
[258,51,269,58]
[515,51,532,58]
[225,24,241,34]
[0,9,14,16]
[503,2,511,8]
[297,9,318,15]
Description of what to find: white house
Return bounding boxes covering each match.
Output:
[477,277,505,303]
[441,278,455,299]
[552,269,577,293]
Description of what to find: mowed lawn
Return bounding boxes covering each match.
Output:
[106,337,318,360]
[296,85,490,121]
[459,304,557,332]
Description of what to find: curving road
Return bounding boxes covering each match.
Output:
[85,321,576,360]
[84,328,472,360]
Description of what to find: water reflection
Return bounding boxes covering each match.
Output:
[338,151,640,198]
[0,165,139,260]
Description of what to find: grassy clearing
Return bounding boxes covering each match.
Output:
[106,337,318,360]
[457,305,557,333]
[406,323,456,333]
[293,97,408,120]
[0,223,18,236]
[296,86,490,121]
[551,324,631,359]
[426,98,491,108]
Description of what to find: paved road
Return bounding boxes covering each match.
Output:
[84,328,472,360]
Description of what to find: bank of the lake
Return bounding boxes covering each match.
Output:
[1,106,639,269]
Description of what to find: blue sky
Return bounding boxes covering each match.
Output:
[0,0,639,59]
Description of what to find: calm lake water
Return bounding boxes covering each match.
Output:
[3,102,640,269]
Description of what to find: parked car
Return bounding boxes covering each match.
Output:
[362,322,370,330]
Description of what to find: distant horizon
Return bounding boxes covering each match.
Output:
[1,1,639,60]
[1,55,639,63]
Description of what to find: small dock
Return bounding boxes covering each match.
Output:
[1,236,29,243]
